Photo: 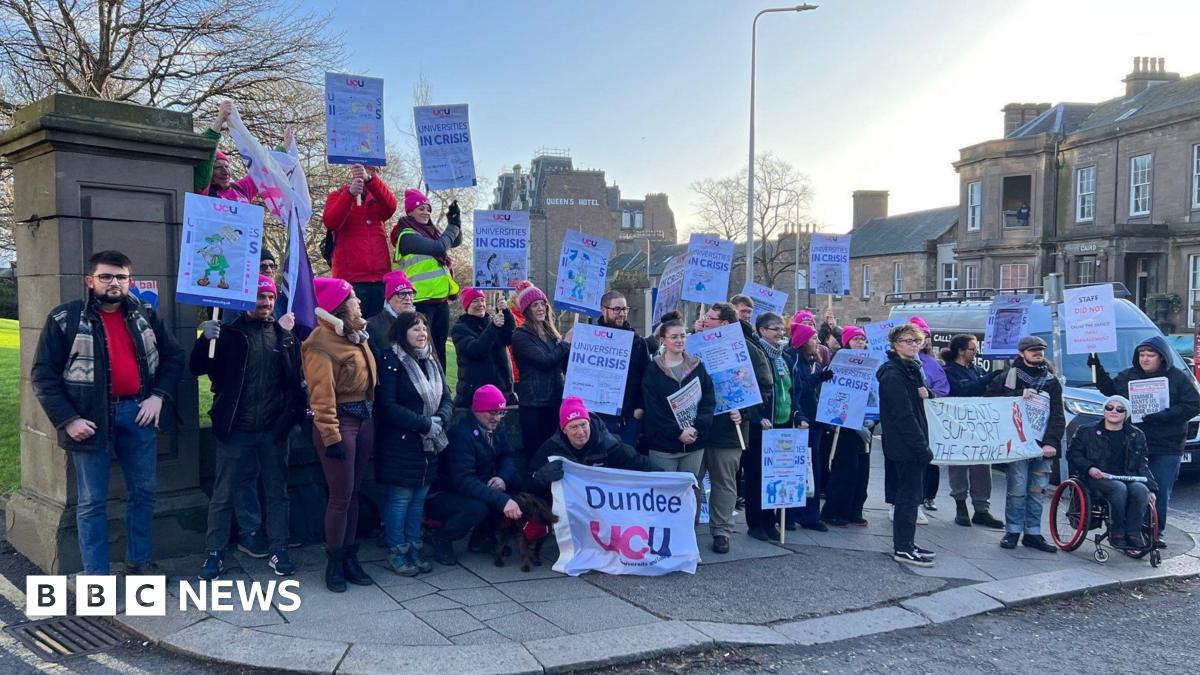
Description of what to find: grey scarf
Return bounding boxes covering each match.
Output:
[393,344,448,454]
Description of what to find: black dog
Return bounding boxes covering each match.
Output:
[494,493,558,572]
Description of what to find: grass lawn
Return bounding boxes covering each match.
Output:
[0,319,20,493]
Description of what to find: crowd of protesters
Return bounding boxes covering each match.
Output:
[27,102,1200,583]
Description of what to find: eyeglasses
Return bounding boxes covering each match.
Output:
[603,306,629,314]
[897,338,923,346]
[1104,405,1126,413]
[483,410,507,418]
[93,273,130,283]
[396,290,415,298]
[763,326,784,333]
[260,262,278,270]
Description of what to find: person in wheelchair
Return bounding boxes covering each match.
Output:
[1066,395,1158,549]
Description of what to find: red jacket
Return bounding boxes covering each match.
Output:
[322,177,398,283]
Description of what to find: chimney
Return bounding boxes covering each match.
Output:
[1003,102,1052,137]
[852,190,889,229]
[1123,56,1180,98]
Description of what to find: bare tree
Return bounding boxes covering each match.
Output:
[689,152,814,288]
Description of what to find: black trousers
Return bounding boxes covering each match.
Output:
[415,301,451,371]
[886,457,940,505]
[822,431,869,522]
[518,405,559,474]
[892,460,926,553]
[924,464,940,501]
[425,492,494,543]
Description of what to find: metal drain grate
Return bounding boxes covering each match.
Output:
[4,616,129,662]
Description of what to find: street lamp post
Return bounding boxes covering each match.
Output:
[748,4,817,285]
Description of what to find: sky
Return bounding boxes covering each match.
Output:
[316,0,1200,235]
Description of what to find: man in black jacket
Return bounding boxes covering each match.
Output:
[32,251,184,575]
[191,275,306,580]
[594,291,650,446]
[529,397,654,494]
[987,335,1064,553]
[425,385,522,565]
[1091,335,1200,542]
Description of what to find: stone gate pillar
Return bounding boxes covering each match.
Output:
[0,94,215,573]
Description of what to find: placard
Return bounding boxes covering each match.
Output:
[809,234,851,296]
[817,349,882,429]
[681,234,734,305]
[1063,284,1117,354]
[472,210,529,290]
[925,397,1046,465]
[413,104,477,190]
[176,193,264,311]
[686,326,763,414]
[324,72,385,166]
[864,318,901,354]
[652,255,687,320]
[1127,376,1169,424]
[742,281,788,323]
[982,294,1035,357]
[762,428,809,509]
[563,325,635,416]
[553,230,612,317]
[131,280,159,310]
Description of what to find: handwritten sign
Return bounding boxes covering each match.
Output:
[925,397,1047,465]
[1063,284,1117,354]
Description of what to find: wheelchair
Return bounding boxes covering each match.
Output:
[1048,476,1161,567]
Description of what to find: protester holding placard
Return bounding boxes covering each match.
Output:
[792,310,832,367]
[940,334,1005,529]
[987,335,1064,553]
[197,101,260,203]
[594,291,651,445]
[877,323,936,567]
[781,321,830,532]
[1090,336,1200,540]
[390,190,464,369]
[366,270,416,357]
[511,284,572,465]
[910,316,949,513]
[451,287,516,407]
[302,278,378,592]
[820,326,874,527]
[1067,394,1158,549]
[322,163,398,318]
[530,398,654,495]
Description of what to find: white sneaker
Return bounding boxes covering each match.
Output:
[888,505,895,522]
[917,508,929,524]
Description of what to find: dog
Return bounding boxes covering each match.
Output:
[494,493,558,572]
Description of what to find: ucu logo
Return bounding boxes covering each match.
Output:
[704,238,721,246]
[589,522,672,560]
[755,288,772,297]
[212,203,239,214]
[593,329,613,338]
[431,108,452,116]
[344,79,366,87]
[702,331,723,341]
[582,238,598,246]
[491,214,512,221]
[848,356,866,365]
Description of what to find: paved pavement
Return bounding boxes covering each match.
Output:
[94,452,1200,674]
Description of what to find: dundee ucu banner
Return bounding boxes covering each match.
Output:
[550,459,700,576]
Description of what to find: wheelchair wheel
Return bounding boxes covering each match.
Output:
[1094,547,1109,563]
[1151,550,1162,567]
[1050,479,1088,551]
[1124,501,1160,560]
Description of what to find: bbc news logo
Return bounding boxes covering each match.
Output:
[27,576,302,617]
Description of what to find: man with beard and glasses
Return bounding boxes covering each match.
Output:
[32,251,184,575]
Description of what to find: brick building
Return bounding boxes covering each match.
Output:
[954,57,1200,331]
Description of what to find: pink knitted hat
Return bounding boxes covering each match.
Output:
[404,189,430,214]
[384,270,414,299]
[257,275,277,296]
[794,310,816,327]
[559,397,589,429]
[909,315,931,335]
[215,149,229,163]
[516,284,548,314]
[460,287,486,312]
[314,277,352,313]
[840,325,866,347]
[790,323,817,349]
[472,385,507,413]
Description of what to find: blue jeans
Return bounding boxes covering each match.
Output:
[599,414,642,447]
[72,400,157,574]
[1005,458,1050,535]
[1147,454,1182,532]
[384,485,430,547]
[1091,478,1150,536]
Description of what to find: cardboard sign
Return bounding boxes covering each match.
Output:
[686,326,763,414]
[472,210,529,290]
[553,230,613,317]
[176,193,264,311]
[1063,284,1117,354]
[563,325,635,416]
[413,104,477,190]
[809,234,851,296]
[324,72,386,166]
[762,428,809,509]
[681,233,734,305]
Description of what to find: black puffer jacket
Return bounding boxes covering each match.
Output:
[433,414,520,512]
[876,351,932,464]
[1067,420,1158,492]
[987,356,1066,454]
[1095,336,1200,455]
[450,310,515,406]
[511,325,569,406]
[640,353,716,452]
[375,347,453,488]
[529,415,654,494]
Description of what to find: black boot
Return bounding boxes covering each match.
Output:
[410,542,434,574]
[433,537,458,566]
[325,548,347,593]
[343,543,374,586]
[954,500,971,527]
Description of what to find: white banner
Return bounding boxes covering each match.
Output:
[686,326,764,414]
[925,397,1047,465]
[563,325,635,416]
[551,459,699,576]
[324,72,386,166]
[809,234,851,297]
[817,350,882,429]
[681,233,734,305]
[742,281,788,323]
[1128,376,1169,423]
[553,230,613,318]
[176,193,265,311]
[1064,284,1117,354]
[472,211,529,290]
[414,104,477,190]
[762,428,809,509]
[982,294,1034,357]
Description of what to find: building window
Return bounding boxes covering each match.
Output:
[893,262,903,293]
[1191,255,1200,327]
[941,262,959,291]
[1193,145,1200,209]
[1076,166,1095,223]
[967,181,981,231]
[1130,154,1152,217]
[861,264,872,299]
[999,263,1030,289]
[965,264,979,290]
[1077,256,1096,285]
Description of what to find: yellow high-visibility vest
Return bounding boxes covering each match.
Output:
[394,228,459,302]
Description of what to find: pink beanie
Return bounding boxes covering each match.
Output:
[790,323,817,349]
[314,277,352,314]
[384,270,414,299]
[516,284,548,314]
[841,325,866,348]
[257,275,277,296]
[215,149,229,163]
[794,310,815,326]
[559,397,589,429]
[404,189,430,214]
[909,315,931,335]
[472,385,507,413]
[460,286,485,312]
